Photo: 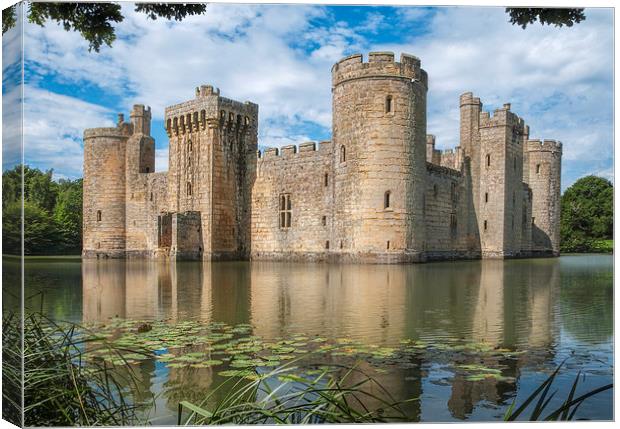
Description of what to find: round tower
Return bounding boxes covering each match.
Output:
[331,52,428,261]
[82,119,131,257]
[526,139,562,256]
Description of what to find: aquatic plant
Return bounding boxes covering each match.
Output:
[504,359,613,421]
[178,355,417,424]
[2,311,151,426]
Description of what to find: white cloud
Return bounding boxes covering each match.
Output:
[155,148,169,172]
[23,87,114,178]
[20,5,613,187]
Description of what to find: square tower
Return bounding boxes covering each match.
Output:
[164,85,258,259]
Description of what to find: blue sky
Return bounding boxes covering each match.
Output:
[2,4,614,190]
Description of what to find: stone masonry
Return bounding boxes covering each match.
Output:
[83,52,562,263]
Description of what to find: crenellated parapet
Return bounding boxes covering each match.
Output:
[258,140,333,159]
[164,85,258,137]
[525,139,563,154]
[331,51,427,89]
[459,92,482,108]
[479,103,528,133]
[84,122,132,140]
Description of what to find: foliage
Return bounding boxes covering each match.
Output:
[178,358,415,425]
[2,2,207,52]
[560,176,613,253]
[2,165,83,255]
[504,359,612,421]
[506,8,585,28]
[2,311,149,426]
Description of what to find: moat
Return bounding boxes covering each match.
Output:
[6,254,613,423]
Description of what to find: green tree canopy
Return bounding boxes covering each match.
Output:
[560,175,613,253]
[2,165,83,255]
[506,8,585,29]
[2,2,207,52]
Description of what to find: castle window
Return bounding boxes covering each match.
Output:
[536,164,541,174]
[512,215,515,230]
[340,145,346,163]
[387,240,390,250]
[486,154,491,167]
[433,184,438,198]
[324,173,329,187]
[340,241,343,249]
[513,157,517,171]
[188,139,193,152]
[385,95,393,113]
[513,191,516,206]
[97,210,102,222]
[146,167,150,173]
[150,192,153,201]
[384,191,391,209]
[450,213,457,236]
[451,182,457,203]
[322,216,327,226]
[325,240,330,249]
[485,192,489,203]
[484,220,488,231]
[279,194,292,228]
[187,182,192,196]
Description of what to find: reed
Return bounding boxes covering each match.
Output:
[2,311,151,426]
[178,358,417,425]
[504,359,613,421]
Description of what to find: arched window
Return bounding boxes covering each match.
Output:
[385,95,393,113]
[187,182,192,196]
[340,145,346,163]
[384,191,391,209]
[97,210,102,222]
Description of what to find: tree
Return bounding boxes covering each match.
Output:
[506,8,585,29]
[2,2,207,52]
[560,176,613,253]
[54,179,83,253]
[2,165,84,255]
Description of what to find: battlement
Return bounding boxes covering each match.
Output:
[164,85,258,136]
[479,103,526,130]
[426,161,461,177]
[84,117,133,140]
[459,92,482,107]
[257,140,332,159]
[526,139,563,153]
[332,52,427,89]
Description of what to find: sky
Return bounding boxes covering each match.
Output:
[2,3,614,190]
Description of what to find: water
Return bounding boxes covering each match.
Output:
[6,254,613,423]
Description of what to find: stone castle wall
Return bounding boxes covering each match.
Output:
[82,52,562,263]
[251,141,333,260]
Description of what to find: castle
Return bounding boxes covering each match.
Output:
[83,52,562,263]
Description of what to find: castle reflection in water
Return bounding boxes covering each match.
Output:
[81,259,560,421]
